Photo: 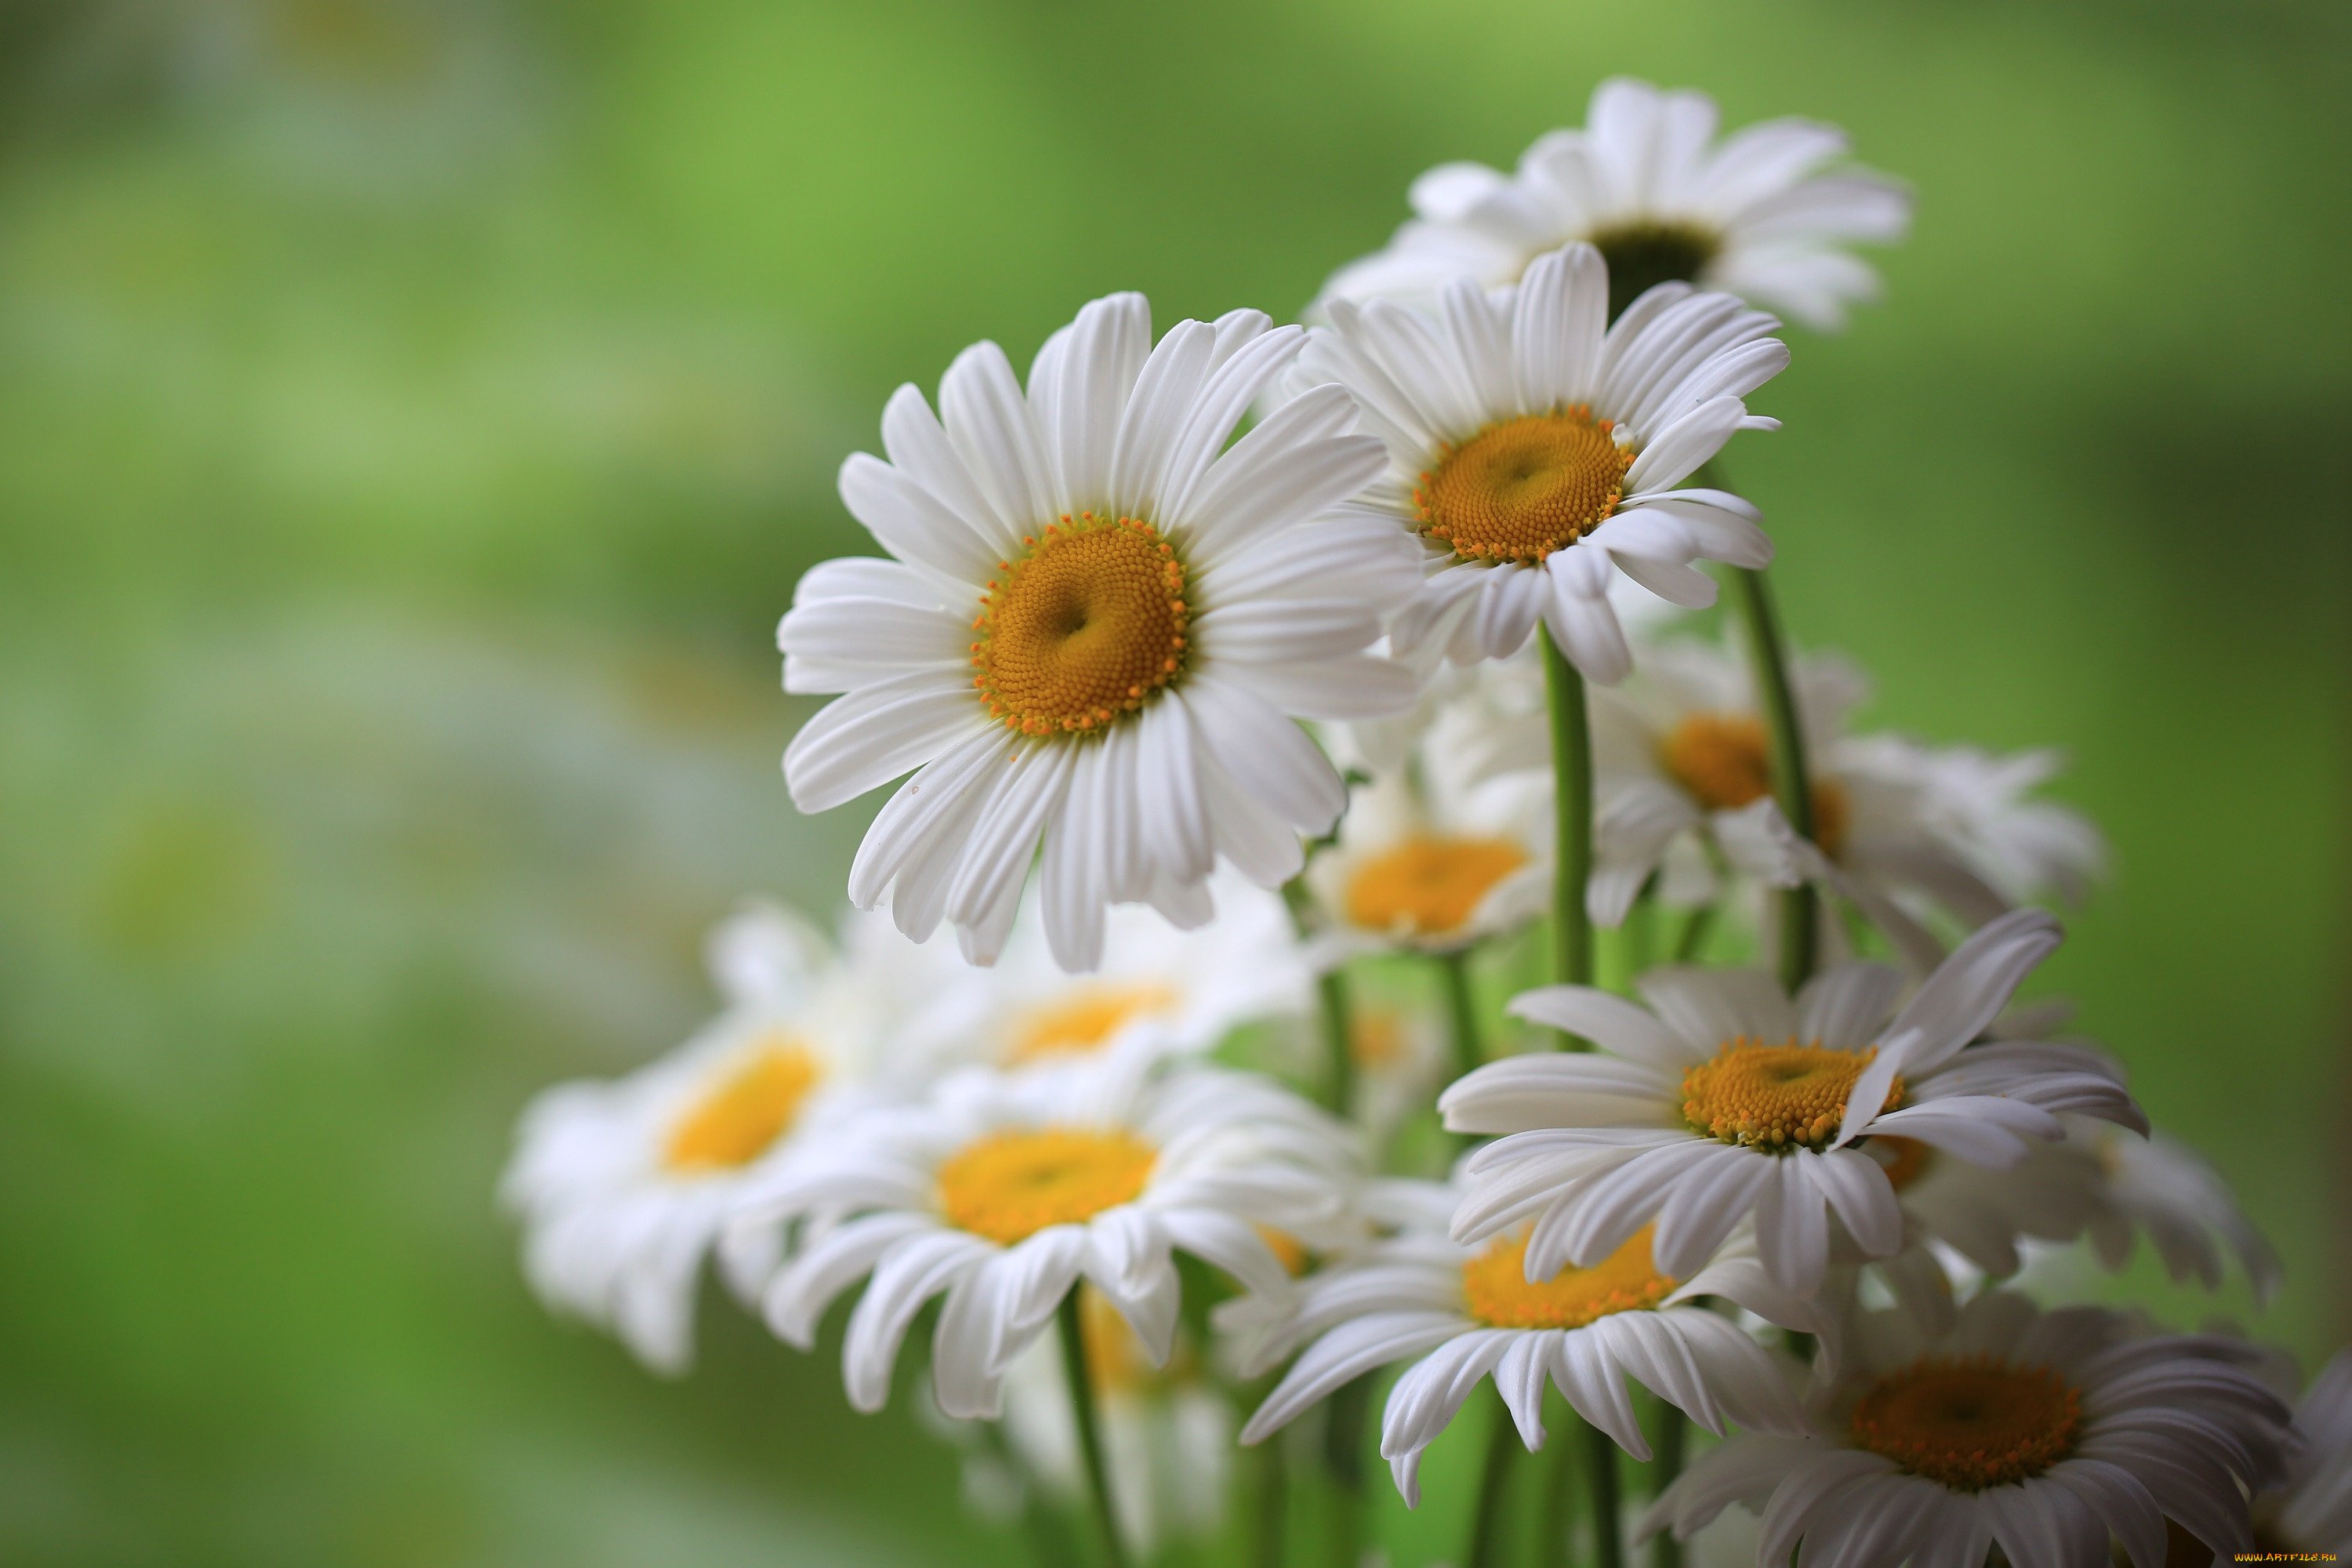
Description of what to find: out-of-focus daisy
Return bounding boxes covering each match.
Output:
[1233,1178,1813,1504]
[992,1287,1235,1557]
[743,1051,1356,1419]
[1288,242,1785,683]
[1319,78,1909,329]
[2074,1123,2282,1305]
[1642,1292,2292,1567]
[1839,735,2107,910]
[1442,913,2147,1294]
[500,902,949,1372]
[1306,717,1551,956]
[1344,999,1452,1148]
[779,292,1422,971]
[2253,1351,2352,1557]
[896,869,1313,1078]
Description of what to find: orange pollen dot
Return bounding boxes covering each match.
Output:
[1462,1225,1678,1330]
[936,1127,1156,1247]
[662,1039,824,1173]
[970,512,1190,738]
[1342,835,1531,938]
[1849,1356,2082,1490]
[1659,713,1851,858]
[1414,407,1632,565]
[1679,1037,1903,1153]
[1871,1134,1935,1192]
[1004,982,1180,1065]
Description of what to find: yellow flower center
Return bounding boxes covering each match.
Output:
[1342,835,1530,937]
[1849,1356,2082,1490]
[971,513,1189,738]
[1463,1225,1678,1330]
[1871,1135,1935,1192]
[936,1127,1156,1246]
[662,1038,824,1173]
[1005,982,1180,1065]
[1414,408,1632,564]
[1257,1225,1311,1277]
[1680,1038,1902,1153]
[1659,713,1849,858]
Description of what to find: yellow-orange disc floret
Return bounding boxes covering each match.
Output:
[936,1127,1157,1247]
[1004,982,1180,1065]
[971,513,1190,738]
[1680,1037,1904,1153]
[663,1040,825,1173]
[1414,407,1632,564]
[1462,1225,1679,1330]
[1849,1356,2082,1490]
[1659,712,1851,859]
[1342,835,1531,937]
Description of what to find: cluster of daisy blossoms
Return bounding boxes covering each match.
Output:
[503,78,2341,1568]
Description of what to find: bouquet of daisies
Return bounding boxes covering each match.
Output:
[500,79,2345,1568]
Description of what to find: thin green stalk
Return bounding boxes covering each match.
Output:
[1586,1421,1624,1568]
[1323,1376,1371,1568]
[1648,1403,1686,1568]
[1466,1401,1520,1568]
[1538,624,1595,1011]
[1672,904,1715,964]
[1056,1292,1130,1568]
[1543,1411,1581,1568]
[1437,947,1485,1083]
[1250,1432,1287,1568]
[1282,877,1358,1116]
[1728,563,1818,992]
[978,1418,1081,1568]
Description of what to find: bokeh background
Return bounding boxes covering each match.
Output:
[1,0,2346,1563]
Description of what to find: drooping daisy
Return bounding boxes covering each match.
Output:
[2074,1121,2283,1305]
[500,901,953,1372]
[779,292,1423,971]
[1642,1291,2293,1567]
[1441,912,2148,1294]
[892,868,1313,1079]
[1318,78,1910,329]
[1305,711,1552,955]
[1289,242,1785,683]
[742,1050,1358,1420]
[1233,1178,1813,1505]
[1839,735,2107,910]
[2253,1351,2352,1557]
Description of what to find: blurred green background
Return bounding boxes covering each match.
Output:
[1,0,2345,1563]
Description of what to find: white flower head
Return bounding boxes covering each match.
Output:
[779,292,1425,973]
[895,868,1314,1077]
[1442,910,2148,1296]
[2257,1351,2352,1556]
[1293,242,1786,684]
[1645,1292,2294,1568]
[1232,1178,1815,1506]
[499,902,954,1373]
[1319,78,1911,331]
[742,1050,1359,1421]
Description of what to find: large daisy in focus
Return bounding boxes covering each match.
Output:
[1642,1292,2292,1567]
[1319,78,1910,329]
[1441,912,2147,1294]
[501,902,949,1372]
[1232,1179,1813,1504]
[1292,243,1785,683]
[742,1051,1356,1419]
[779,292,1423,971]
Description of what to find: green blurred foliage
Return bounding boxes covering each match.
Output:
[0,0,2345,1563]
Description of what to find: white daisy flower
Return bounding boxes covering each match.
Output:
[1306,712,1552,955]
[1642,1291,2294,1568]
[1440,911,2147,1295]
[778,292,1424,971]
[1344,999,1452,1149]
[1291,242,1786,683]
[499,901,951,1373]
[1232,1178,1813,1505]
[1318,77,1910,330]
[2255,1351,2352,1557]
[993,1286,1235,1557]
[895,868,1313,1078]
[2074,1122,2283,1305]
[1838,733,2108,910]
[742,1050,1357,1420]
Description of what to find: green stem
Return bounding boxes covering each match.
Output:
[1648,1403,1685,1568]
[1538,625,1595,1024]
[1323,1377,1371,1568]
[1466,1400,1519,1568]
[1672,903,1715,964]
[1544,1410,1581,1568]
[1250,1432,1287,1568]
[1727,564,1818,991]
[1281,877,1358,1115]
[1587,1420,1624,1568]
[978,1418,1081,1568]
[1057,1292,1130,1568]
[1437,947,1485,1083]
